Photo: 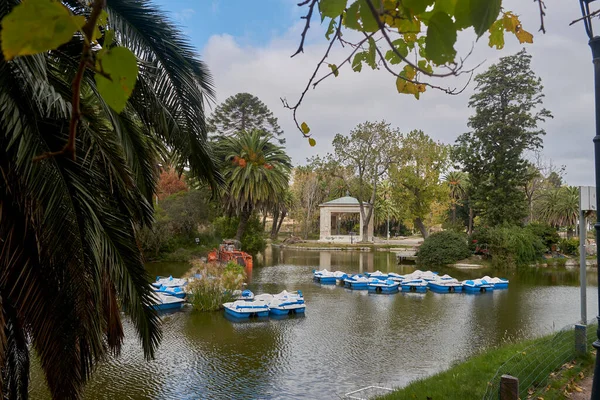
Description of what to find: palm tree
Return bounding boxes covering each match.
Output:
[0,1,218,398]
[536,186,579,238]
[217,130,292,242]
[443,171,468,224]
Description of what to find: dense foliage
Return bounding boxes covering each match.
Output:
[416,231,471,266]
[454,50,552,226]
[487,226,546,268]
[0,0,221,398]
[213,215,267,255]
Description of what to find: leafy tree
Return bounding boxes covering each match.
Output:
[536,186,579,238]
[374,180,402,238]
[329,121,400,242]
[157,167,188,201]
[209,93,285,144]
[216,130,292,242]
[213,215,267,255]
[454,49,552,226]
[444,171,468,225]
[417,231,471,266]
[390,130,449,238]
[284,0,539,143]
[0,0,219,397]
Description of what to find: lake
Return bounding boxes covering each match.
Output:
[30,247,599,399]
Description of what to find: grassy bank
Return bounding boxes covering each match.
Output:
[378,326,595,400]
[276,242,415,250]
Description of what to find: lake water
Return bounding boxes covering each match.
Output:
[30,247,599,399]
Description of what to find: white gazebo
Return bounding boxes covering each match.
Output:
[318,196,374,243]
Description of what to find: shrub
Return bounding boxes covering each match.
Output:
[525,223,560,252]
[185,260,246,311]
[416,231,471,266]
[559,238,579,256]
[469,227,493,255]
[487,225,545,268]
[213,215,266,254]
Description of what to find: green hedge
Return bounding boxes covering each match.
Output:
[417,231,471,266]
[487,225,545,267]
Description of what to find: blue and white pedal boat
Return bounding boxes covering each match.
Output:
[260,290,306,316]
[366,270,389,280]
[368,278,399,294]
[387,272,405,283]
[233,289,255,301]
[151,293,185,311]
[428,276,463,293]
[482,276,509,289]
[223,300,269,318]
[463,279,494,293]
[313,269,337,284]
[153,284,186,299]
[400,279,428,293]
[344,274,369,290]
[152,276,188,288]
[333,271,348,285]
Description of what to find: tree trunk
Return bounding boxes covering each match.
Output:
[468,207,474,236]
[452,204,457,224]
[270,207,279,239]
[276,210,286,235]
[361,218,370,243]
[567,227,574,239]
[414,217,428,239]
[235,209,251,242]
[303,208,311,239]
[262,212,267,232]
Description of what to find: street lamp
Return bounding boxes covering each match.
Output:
[579,0,600,397]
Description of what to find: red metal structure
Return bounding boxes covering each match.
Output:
[207,239,253,269]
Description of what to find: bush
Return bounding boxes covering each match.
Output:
[213,215,266,254]
[559,238,579,256]
[469,227,493,255]
[525,223,560,252]
[417,231,471,266]
[487,225,545,268]
[185,260,246,311]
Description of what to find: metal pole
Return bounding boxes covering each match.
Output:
[589,35,600,399]
[579,204,587,324]
[387,210,390,240]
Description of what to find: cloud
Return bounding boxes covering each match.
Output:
[174,8,196,22]
[202,0,596,186]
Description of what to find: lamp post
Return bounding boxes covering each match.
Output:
[579,0,600,396]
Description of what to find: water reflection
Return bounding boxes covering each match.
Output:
[29,247,599,399]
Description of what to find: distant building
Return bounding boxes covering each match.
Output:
[318,196,374,243]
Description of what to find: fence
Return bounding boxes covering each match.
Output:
[482,320,598,399]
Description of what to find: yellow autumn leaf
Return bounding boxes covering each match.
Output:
[301,122,310,134]
[404,65,416,80]
[573,385,583,392]
[502,12,519,33]
[396,75,407,93]
[515,27,533,44]
[308,137,316,147]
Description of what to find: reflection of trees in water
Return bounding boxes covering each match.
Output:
[182,311,282,397]
[516,267,595,287]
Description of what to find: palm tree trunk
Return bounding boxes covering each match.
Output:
[262,212,267,232]
[276,210,286,235]
[452,204,457,224]
[235,209,252,242]
[415,217,428,239]
[270,206,280,239]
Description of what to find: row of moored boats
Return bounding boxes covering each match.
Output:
[313,269,508,293]
[223,290,306,319]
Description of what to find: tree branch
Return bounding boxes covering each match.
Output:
[34,0,106,162]
[291,0,318,58]
[570,7,600,26]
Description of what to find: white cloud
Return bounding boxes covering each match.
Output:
[202,0,597,186]
[174,8,196,22]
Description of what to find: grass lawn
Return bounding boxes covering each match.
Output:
[378,327,595,400]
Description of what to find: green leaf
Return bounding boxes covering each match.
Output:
[488,19,504,49]
[352,52,367,72]
[320,0,347,18]
[358,0,379,32]
[1,0,86,60]
[470,0,501,37]
[104,30,115,48]
[403,0,435,15]
[95,47,139,113]
[301,122,311,135]
[92,9,109,43]
[418,59,433,74]
[434,0,457,15]
[308,138,317,147]
[325,18,337,40]
[453,0,471,29]
[425,12,457,65]
[366,37,377,69]
[344,1,361,30]
[329,63,339,77]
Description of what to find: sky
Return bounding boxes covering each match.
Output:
[153,0,596,186]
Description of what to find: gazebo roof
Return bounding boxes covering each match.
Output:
[319,196,370,207]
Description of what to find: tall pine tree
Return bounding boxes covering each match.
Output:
[454,49,552,226]
[209,93,285,144]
